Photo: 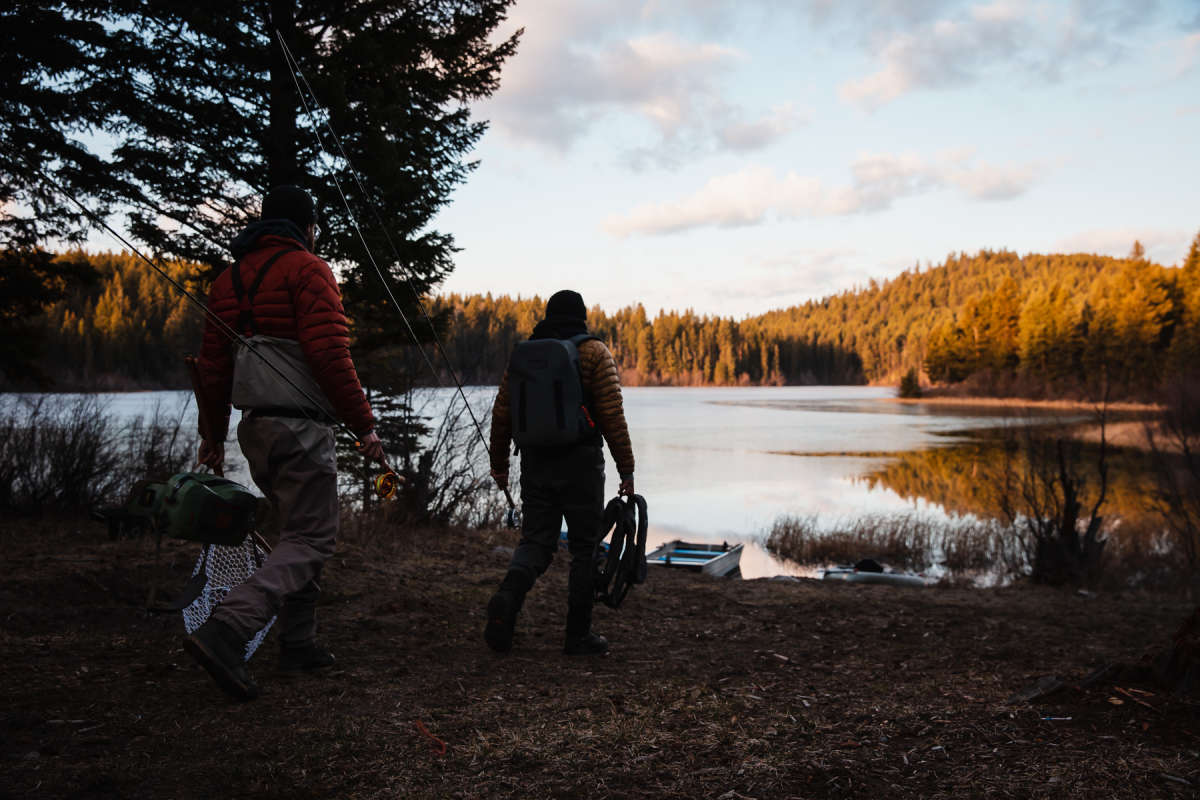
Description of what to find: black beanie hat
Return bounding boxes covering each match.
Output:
[262,185,317,229]
[545,290,587,321]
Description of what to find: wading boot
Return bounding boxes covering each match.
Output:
[563,601,609,656]
[564,631,609,656]
[278,641,336,674]
[484,590,520,653]
[484,571,531,653]
[183,618,259,701]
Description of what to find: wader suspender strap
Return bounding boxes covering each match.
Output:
[230,247,301,336]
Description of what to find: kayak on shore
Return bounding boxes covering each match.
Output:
[822,559,932,587]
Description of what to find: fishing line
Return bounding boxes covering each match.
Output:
[275,31,441,386]
[275,30,514,510]
[23,160,399,495]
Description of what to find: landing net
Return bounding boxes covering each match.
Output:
[181,537,275,661]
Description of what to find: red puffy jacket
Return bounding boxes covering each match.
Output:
[198,226,374,440]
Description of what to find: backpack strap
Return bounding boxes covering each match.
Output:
[566,333,601,431]
[230,246,300,336]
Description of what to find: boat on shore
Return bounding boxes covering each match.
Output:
[821,563,932,587]
[646,540,743,578]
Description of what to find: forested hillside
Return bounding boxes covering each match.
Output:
[7,233,1199,398]
[429,294,864,387]
[437,234,1200,398]
[4,250,203,389]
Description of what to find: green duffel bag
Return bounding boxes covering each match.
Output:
[160,472,258,546]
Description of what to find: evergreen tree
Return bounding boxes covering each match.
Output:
[0,249,97,386]
[1,0,520,367]
[0,2,133,248]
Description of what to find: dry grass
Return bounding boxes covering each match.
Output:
[1,513,1197,799]
[765,512,1199,592]
[765,512,1002,577]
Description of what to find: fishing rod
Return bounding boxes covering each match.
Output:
[274,30,518,518]
[23,161,402,501]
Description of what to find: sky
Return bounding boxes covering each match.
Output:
[431,0,1200,318]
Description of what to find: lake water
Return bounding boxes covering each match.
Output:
[26,386,1055,578]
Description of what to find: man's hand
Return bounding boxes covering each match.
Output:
[357,430,385,465]
[491,468,509,489]
[198,439,224,472]
[619,476,635,497]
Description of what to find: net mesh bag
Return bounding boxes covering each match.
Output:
[181,536,276,661]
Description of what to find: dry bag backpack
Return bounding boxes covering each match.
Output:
[117,472,257,546]
[507,334,599,448]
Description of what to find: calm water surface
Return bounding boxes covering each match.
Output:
[67,386,1047,578]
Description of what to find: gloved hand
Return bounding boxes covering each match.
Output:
[491,468,509,489]
[198,439,224,472]
[357,430,385,465]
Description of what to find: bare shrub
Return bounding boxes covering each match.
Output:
[0,395,121,511]
[995,405,1112,586]
[0,394,200,514]
[938,517,1008,573]
[385,391,509,529]
[115,398,200,483]
[1098,521,1190,591]
[1144,372,1200,584]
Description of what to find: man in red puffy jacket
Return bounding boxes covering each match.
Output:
[184,185,383,701]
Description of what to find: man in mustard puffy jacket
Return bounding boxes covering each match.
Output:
[485,290,635,656]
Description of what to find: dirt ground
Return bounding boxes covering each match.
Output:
[1,515,1197,799]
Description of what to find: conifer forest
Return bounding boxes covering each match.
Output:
[7,234,1198,400]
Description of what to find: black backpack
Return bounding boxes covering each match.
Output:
[506,333,599,448]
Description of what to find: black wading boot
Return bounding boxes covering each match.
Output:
[484,571,530,653]
[563,601,609,656]
[183,618,259,701]
[278,641,336,673]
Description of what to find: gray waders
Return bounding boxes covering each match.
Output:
[490,443,606,653]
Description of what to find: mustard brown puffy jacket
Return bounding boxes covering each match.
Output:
[490,338,635,477]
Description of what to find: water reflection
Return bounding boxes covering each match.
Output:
[38,387,1165,581]
[857,437,1155,524]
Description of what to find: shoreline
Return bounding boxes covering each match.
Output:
[888,394,1176,453]
[887,394,1162,414]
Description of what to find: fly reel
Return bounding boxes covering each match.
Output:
[374,470,401,500]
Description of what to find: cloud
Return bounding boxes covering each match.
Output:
[943,160,1039,200]
[838,0,1156,110]
[1052,227,1193,265]
[1178,31,1200,76]
[490,23,739,149]
[603,150,1041,236]
[716,104,805,152]
[717,247,867,302]
[484,0,800,157]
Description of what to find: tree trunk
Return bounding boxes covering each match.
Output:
[267,0,299,188]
